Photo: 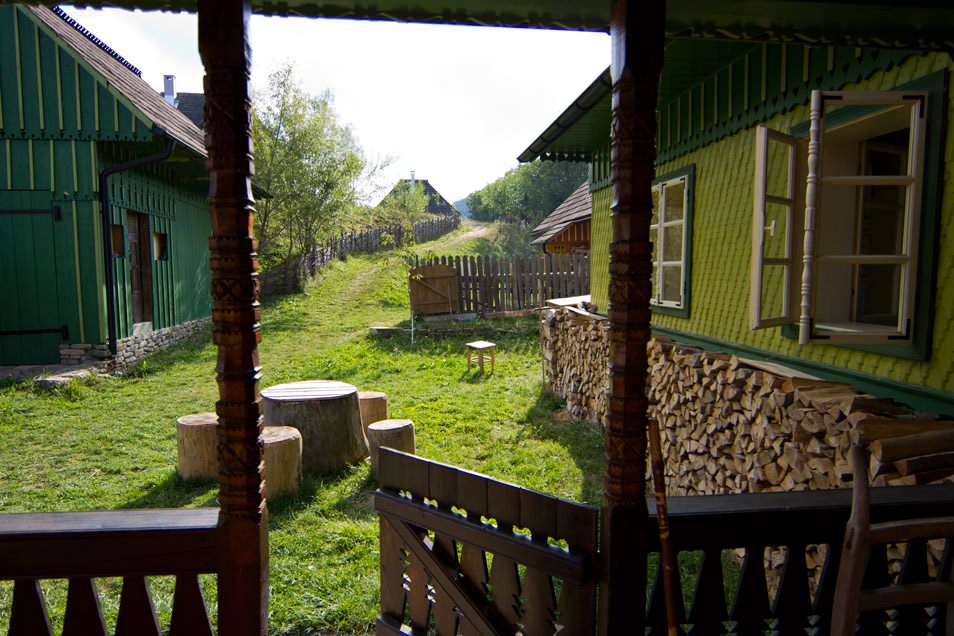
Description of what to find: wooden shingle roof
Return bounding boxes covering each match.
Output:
[27,5,206,157]
[380,179,459,217]
[531,180,590,245]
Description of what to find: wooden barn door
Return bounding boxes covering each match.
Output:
[0,192,64,364]
[126,211,153,326]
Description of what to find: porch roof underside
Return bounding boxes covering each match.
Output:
[41,0,954,48]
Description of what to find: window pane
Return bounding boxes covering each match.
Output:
[661,265,682,303]
[664,180,685,221]
[759,263,789,322]
[855,263,902,326]
[651,263,658,300]
[763,203,790,260]
[649,227,658,263]
[765,135,792,200]
[662,224,683,262]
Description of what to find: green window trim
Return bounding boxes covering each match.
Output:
[784,70,948,361]
[650,164,695,319]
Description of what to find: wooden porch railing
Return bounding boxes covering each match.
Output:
[0,509,218,635]
[375,448,599,636]
[377,448,954,636]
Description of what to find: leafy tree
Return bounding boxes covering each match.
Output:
[252,63,367,267]
[374,181,434,231]
[465,160,587,227]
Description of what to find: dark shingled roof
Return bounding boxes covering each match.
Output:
[531,181,590,245]
[380,179,459,217]
[27,5,206,157]
[175,92,206,129]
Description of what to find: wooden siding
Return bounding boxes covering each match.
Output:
[0,5,153,145]
[544,219,590,255]
[656,44,910,163]
[650,53,954,402]
[589,186,612,313]
[104,146,211,338]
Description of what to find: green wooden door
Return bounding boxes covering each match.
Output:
[0,191,64,365]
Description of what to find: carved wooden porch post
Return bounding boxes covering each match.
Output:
[197,0,268,634]
[600,0,665,633]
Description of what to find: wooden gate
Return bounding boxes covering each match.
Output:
[409,264,462,316]
[375,449,598,635]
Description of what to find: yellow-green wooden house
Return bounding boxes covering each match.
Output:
[0,4,212,365]
[522,43,954,416]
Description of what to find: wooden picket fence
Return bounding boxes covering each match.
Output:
[411,253,589,314]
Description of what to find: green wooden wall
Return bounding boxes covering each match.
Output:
[0,5,211,364]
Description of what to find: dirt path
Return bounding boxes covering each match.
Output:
[425,220,491,252]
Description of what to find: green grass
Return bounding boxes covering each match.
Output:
[0,224,605,635]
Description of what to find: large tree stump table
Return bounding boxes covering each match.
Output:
[261,380,369,475]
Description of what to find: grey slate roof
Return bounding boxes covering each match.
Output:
[380,179,459,217]
[27,5,206,157]
[175,92,206,129]
[531,181,590,245]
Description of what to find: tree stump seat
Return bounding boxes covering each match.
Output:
[367,419,416,477]
[261,380,369,475]
[262,426,302,498]
[177,412,219,480]
[358,391,389,437]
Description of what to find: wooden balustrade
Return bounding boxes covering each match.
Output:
[374,448,599,636]
[0,509,218,635]
[376,448,954,636]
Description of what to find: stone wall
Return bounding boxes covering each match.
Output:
[59,317,210,368]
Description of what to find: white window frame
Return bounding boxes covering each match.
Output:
[650,173,690,310]
[751,89,926,345]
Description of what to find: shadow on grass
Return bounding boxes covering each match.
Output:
[118,472,218,509]
[516,390,606,506]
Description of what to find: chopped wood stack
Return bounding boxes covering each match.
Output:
[540,307,608,425]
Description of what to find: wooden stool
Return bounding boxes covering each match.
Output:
[262,426,302,498]
[358,391,389,438]
[176,412,218,480]
[367,419,415,477]
[465,340,496,373]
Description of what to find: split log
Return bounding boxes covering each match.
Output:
[261,380,369,475]
[176,412,218,480]
[870,429,954,465]
[368,419,416,477]
[262,426,302,498]
[358,391,389,437]
[852,418,954,445]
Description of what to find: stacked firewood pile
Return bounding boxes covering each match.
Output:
[540,306,608,425]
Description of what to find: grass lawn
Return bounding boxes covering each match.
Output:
[0,220,606,635]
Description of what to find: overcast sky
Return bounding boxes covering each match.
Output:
[60,7,609,204]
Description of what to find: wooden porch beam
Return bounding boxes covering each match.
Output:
[197,0,269,633]
[601,0,666,633]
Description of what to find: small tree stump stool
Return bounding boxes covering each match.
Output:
[177,412,218,480]
[358,391,389,438]
[465,341,496,373]
[262,426,302,498]
[261,380,368,475]
[367,419,415,477]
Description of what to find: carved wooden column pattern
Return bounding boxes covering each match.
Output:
[197,0,268,633]
[601,0,666,633]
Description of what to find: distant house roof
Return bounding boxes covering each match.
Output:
[27,5,206,157]
[531,181,590,245]
[175,92,206,129]
[380,179,459,216]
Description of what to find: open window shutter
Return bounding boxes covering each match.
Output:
[799,89,924,344]
[750,125,797,329]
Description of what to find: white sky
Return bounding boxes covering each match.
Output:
[60,6,609,204]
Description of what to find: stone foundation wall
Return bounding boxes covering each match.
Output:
[59,317,210,368]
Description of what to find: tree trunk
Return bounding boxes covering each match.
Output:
[367,419,416,477]
[262,426,302,498]
[176,412,218,480]
[358,391,389,437]
[261,381,368,475]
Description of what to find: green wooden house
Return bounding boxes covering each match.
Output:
[0,4,211,366]
[522,44,954,416]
